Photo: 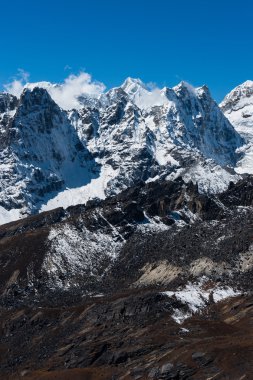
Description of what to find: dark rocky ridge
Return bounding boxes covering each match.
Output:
[1,176,253,304]
[1,176,253,378]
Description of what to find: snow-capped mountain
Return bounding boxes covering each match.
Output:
[70,79,243,197]
[0,78,246,224]
[0,88,98,223]
[121,78,242,167]
[220,80,253,174]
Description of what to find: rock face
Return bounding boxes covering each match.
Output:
[0,93,18,113]
[73,79,243,198]
[0,79,245,224]
[1,176,253,302]
[0,88,97,222]
[122,79,241,167]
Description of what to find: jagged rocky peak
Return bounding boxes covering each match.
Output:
[0,92,18,113]
[104,85,130,104]
[172,81,243,163]
[11,87,71,141]
[173,80,196,95]
[220,80,253,126]
[174,81,211,98]
[0,85,98,223]
[17,86,59,116]
[220,80,253,113]
[121,79,216,111]
[120,77,170,109]
[121,77,146,94]
[133,79,244,167]
[173,81,214,104]
[12,87,92,167]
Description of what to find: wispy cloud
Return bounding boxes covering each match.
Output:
[3,70,106,110]
[64,65,72,71]
[4,69,30,97]
[47,72,106,109]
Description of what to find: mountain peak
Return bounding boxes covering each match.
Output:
[240,80,253,88]
[196,84,212,99]
[121,77,146,95]
[220,80,253,175]
[220,80,253,113]
[221,80,253,101]
[173,81,197,97]
[19,86,56,111]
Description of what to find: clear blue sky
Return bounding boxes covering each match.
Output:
[1,0,253,101]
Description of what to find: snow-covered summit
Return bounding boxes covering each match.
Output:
[220,80,253,174]
[121,77,146,94]
[24,81,59,91]
[120,77,169,109]
[72,78,243,199]
[173,80,196,94]
[220,80,253,113]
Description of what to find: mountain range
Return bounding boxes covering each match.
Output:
[1,78,252,225]
[1,78,253,379]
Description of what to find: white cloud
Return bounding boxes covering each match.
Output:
[130,84,170,109]
[3,70,106,110]
[123,78,172,109]
[47,72,106,110]
[3,69,30,97]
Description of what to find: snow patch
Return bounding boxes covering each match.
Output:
[163,278,240,323]
[174,160,240,194]
[0,206,24,225]
[40,165,118,212]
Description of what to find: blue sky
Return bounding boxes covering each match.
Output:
[1,0,253,101]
